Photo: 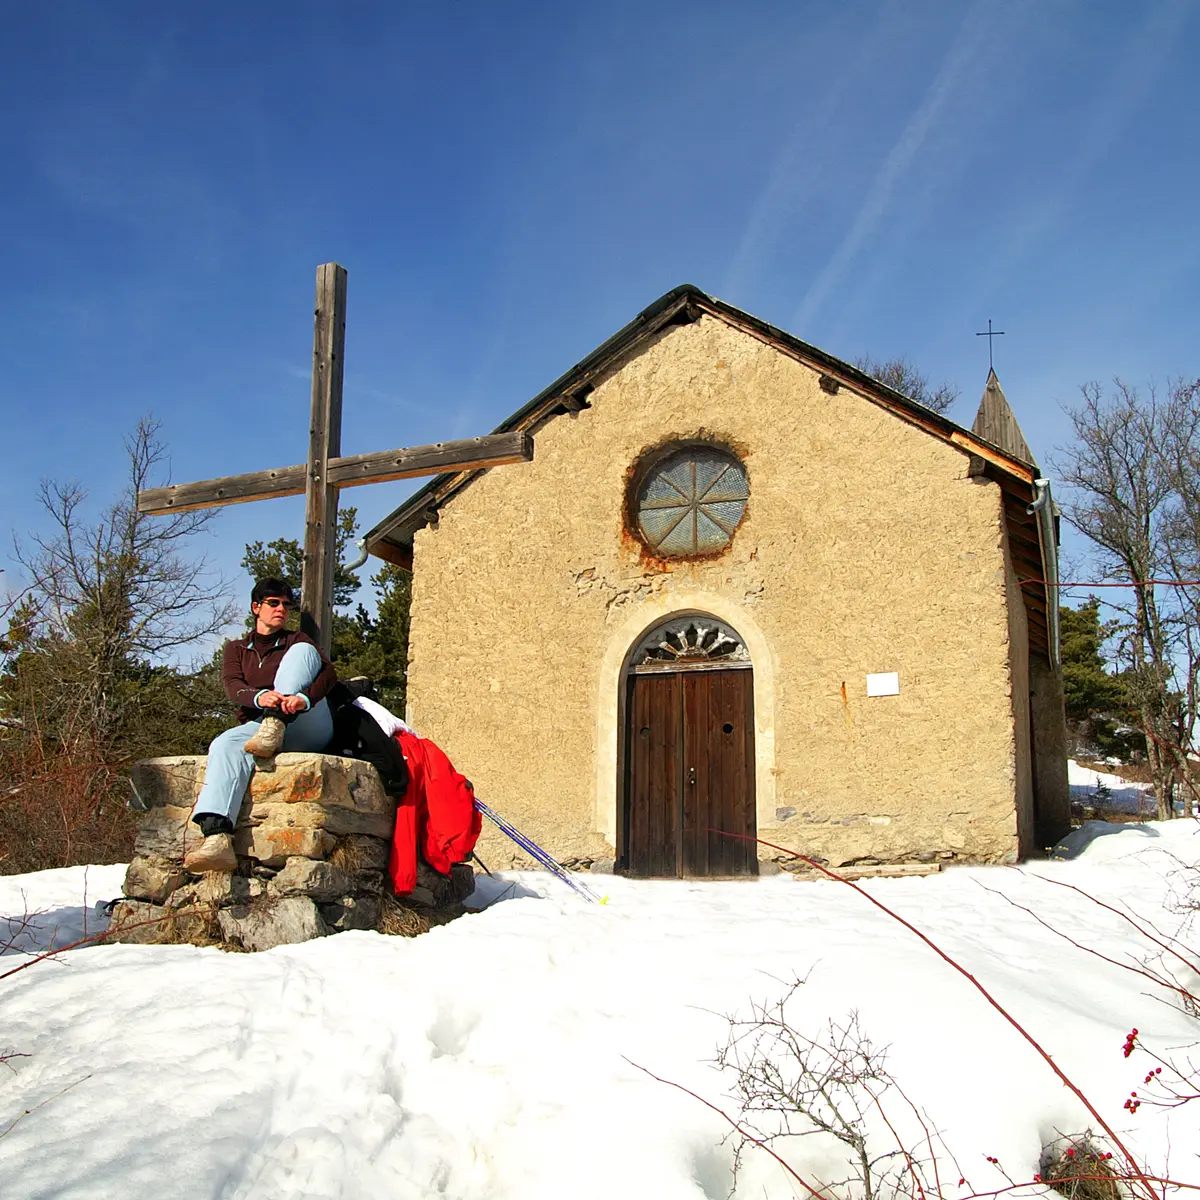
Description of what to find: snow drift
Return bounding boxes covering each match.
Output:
[1,822,1198,1199]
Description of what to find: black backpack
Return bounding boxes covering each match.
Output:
[326,680,410,798]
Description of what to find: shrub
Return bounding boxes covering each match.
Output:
[1040,1133,1121,1200]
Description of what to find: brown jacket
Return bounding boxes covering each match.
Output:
[221,630,337,723]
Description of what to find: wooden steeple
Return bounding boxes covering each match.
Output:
[971,368,1035,466]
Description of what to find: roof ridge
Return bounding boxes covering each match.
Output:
[366,286,1036,558]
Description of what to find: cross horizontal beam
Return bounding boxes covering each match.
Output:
[137,431,533,515]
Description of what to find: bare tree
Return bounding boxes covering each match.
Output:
[1,419,236,870]
[1157,378,1200,813]
[1052,381,1192,818]
[10,417,236,742]
[854,355,959,415]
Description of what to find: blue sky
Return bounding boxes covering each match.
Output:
[2,0,1197,629]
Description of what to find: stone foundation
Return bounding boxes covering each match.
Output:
[109,753,474,951]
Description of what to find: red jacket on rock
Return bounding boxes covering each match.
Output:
[387,731,482,895]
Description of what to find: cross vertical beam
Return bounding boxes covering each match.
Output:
[134,261,535,657]
[301,263,348,654]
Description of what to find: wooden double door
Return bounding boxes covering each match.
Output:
[623,666,757,877]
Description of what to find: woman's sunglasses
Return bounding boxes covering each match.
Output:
[260,598,294,610]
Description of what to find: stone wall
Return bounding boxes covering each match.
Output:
[109,754,473,951]
[406,314,1029,869]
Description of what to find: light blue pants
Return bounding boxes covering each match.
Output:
[193,643,334,825]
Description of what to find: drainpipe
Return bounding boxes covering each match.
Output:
[344,538,369,572]
[1027,479,1061,667]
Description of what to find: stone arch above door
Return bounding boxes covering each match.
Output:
[629,615,751,671]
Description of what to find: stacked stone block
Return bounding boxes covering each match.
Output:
[108,753,473,951]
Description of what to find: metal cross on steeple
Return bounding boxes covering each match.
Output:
[975,318,1006,371]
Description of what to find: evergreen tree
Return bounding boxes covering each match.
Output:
[1059,598,1139,760]
[239,509,411,713]
[240,507,363,611]
[330,564,411,712]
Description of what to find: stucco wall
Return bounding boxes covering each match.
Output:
[406,315,1024,869]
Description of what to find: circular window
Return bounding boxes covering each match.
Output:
[634,446,748,557]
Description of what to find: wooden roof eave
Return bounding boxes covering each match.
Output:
[364,289,701,559]
[974,455,1060,668]
[693,297,1037,487]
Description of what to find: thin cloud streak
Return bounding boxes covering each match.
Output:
[790,0,1001,335]
[348,383,426,415]
[970,0,1196,311]
[720,4,904,302]
[285,364,428,416]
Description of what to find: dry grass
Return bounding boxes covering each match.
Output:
[159,906,227,949]
[374,893,475,936]
[0,742,138,875]
[375,895,430,938]
[1040,1134,1122,1200]
[1072,809,1148,826]
[328,837,365,873]
[103,899,229,948]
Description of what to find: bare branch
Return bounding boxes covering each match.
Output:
[855,355,959,416]
[1051,378,1199,816]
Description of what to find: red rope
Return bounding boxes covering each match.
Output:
[1020,578,1200,588]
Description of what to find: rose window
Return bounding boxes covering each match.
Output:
[634,446,749,557]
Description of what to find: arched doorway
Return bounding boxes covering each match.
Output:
[620,615,758,878]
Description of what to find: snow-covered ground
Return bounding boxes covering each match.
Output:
[2,826,1199,1200]
[1068,757,1156,816]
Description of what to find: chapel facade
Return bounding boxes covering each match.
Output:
[366,286,1070,875]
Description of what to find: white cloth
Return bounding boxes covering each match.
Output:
[352,695,414,738]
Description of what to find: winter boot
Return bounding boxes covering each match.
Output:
[183,833,237,874]
[244,716,286,758]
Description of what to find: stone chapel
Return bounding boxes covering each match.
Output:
[363,286,1070,876]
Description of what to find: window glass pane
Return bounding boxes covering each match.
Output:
[635,448,747,556]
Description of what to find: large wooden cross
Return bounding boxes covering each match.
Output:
[137,263,532,653]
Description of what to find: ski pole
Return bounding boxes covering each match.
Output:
[474,798,601,903]
[477,801,597,900]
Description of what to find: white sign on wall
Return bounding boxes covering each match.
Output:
[866,672,900,697]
